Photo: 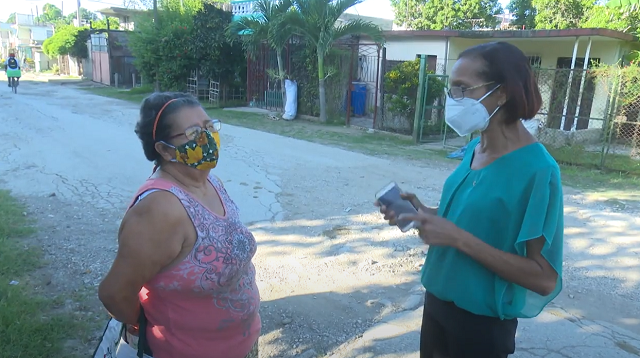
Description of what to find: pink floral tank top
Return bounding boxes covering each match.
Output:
[127,175,261,358]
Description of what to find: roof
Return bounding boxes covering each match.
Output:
[383,28,638,42]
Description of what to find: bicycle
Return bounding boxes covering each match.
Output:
[6,68,21,94]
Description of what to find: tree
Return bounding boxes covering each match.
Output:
[228,0,294,107]
[532,0,594,29]
[581,4,640,32]
[6,13,16,24]
[128,0,201,91]
[580,0,640,32]
[287,0,384,122]
[92,17,121,30]
[66,8,99,24]
[506,0,537,29]
[38,3,64,24]
[194,3,246,95]
[42,25,90,59]
[391,0,502,30]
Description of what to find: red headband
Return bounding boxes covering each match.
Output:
[152,98,178,141]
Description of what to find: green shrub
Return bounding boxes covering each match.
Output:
[384,58,446,120]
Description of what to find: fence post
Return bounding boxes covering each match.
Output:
[346,44,356,126]
[132,73,136,88]
[600,69,622,169]
[380,47,387,125]
[372,46,382,129]
[413,55,427,143]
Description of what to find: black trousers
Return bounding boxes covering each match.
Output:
[420,292,518,358]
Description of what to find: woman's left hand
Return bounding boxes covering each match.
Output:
[398,210,465,248]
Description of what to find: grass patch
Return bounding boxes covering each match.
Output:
[206,108,451,162]
[0,190,86,358]
[546,145,640,191]
[83,86,640,192]
[82,86,150,104]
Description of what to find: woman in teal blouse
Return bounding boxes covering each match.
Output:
[377,42,563,358]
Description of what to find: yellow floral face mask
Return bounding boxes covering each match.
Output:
[167,130,220,170]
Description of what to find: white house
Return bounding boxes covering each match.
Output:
[374,28,640,143]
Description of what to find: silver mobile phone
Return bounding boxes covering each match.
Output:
[375,181,418,232]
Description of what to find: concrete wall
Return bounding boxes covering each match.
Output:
[383,37,447,62]
[34,51,56,72]
[29,26,53,42]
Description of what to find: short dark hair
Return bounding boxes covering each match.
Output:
[135,92,201,163]
[459,41,542,122]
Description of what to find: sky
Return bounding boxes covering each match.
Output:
[2,0,512,23]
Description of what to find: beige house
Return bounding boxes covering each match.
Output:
[379,28,639,145]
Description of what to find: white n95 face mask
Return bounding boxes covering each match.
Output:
[445,85,501,136]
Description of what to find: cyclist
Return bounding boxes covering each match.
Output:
[5,53,21,88]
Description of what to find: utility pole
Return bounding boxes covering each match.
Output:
[76,0,81,26]
[153,0,160,92]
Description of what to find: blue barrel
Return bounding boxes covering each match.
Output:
[351,82,367,116]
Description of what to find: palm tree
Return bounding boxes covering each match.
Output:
[228,0,294,107]
[286,0,384,122]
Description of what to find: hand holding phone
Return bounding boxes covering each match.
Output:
[375,182,418,232]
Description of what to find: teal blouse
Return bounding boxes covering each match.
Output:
[422,137,564,320]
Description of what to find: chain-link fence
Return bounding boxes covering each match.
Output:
[595,67,640,175]
[532,67,640,174]
[427,67,639,174]
[532,68,611,170]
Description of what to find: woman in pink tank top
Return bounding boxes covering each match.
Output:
[98,92,260,358]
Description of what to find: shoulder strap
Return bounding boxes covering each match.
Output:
[137,306,153,357]
[125,178,176,211]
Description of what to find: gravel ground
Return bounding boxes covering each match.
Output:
[1,79,639,357]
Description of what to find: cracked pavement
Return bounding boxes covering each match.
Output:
[1,79,640,357]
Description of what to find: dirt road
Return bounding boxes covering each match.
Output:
[1,79,639,357]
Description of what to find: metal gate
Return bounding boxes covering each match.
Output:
[91,34,110,86]
[413,70,449,144]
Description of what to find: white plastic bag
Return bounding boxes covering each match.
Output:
[92,318,153,358]
[522,118,540,136]
[116,337,154,358]
[282,79,298,121]
[92,318,124,358]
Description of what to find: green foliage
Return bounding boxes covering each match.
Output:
[38,3,64,23]
[391,0,502,30]
[592,62,640,106]
[6,13,16,24]
[129,0,244,91]
[532,0,595,29]
[506,0,536,29]
[192,3,246,88]
[42,25,90,59]
[509,0,640,31]
[92,17,121,30]
[581,5,639,32]
[384,58,446,120]
[228,0,293,59]
[129,11,196,91]
[66,7,99,24]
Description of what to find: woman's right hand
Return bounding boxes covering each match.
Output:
[374,192,428,226]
